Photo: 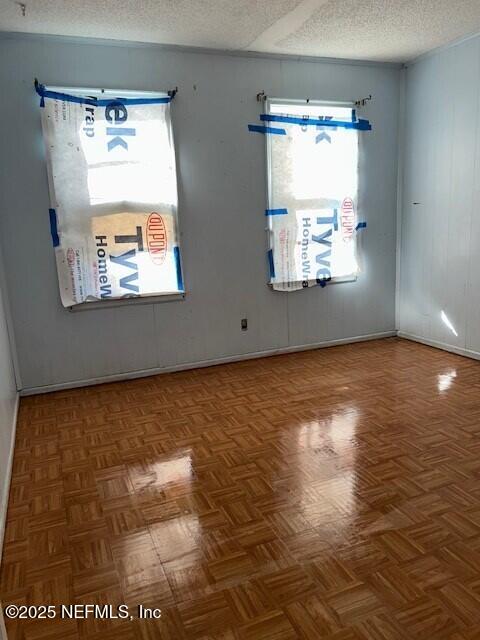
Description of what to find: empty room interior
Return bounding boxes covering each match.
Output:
[3,1,480,638]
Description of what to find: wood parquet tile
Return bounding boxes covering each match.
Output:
[5,337,480,638]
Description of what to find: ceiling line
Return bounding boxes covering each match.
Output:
[245,0,330,51]
[0,30,402,68]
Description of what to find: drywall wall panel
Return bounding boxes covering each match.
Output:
[399,36,480,354]
[0,35,400,390]
[466,43,480,354]
[0,243,18,555]
[287,64,399,345]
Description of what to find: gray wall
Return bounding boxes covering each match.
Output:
[398,34,480,356]
[0,34,400,392]
[0,244,18,555]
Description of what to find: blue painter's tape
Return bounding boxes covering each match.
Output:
[265,208,288,216]
[356,221,367,230]
[267,249,275,279]
[49,208,60,247]
[260,113,372,131]
[248,124,286,135]
[35,82,171,107]
[174,246,184,292]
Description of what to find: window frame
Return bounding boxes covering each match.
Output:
[264,96,360,290]
[39,84,185,311]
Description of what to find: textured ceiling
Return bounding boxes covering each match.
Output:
[1,0,480,62]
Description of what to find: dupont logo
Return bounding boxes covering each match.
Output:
[341,197,355,241]
[146,213,168,265]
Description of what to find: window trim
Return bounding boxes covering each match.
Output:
[69,291,185,312]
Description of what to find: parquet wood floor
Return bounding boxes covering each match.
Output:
[3,337,480,639]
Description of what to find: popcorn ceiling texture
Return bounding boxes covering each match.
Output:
[0,0,480,62]
[273,0,480,61]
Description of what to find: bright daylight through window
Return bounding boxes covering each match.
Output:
[37,84,183,307]
[265,99,365,291]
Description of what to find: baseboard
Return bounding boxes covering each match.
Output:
[0,392,19,565]
[20,330,397,396]
[398,331,480,361]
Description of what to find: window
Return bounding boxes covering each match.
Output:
[37,84,183,307]
[264,98,366,291]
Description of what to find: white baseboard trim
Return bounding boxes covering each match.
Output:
[0,392,19,566]
[398,331,480,361]
[20,330,397,396]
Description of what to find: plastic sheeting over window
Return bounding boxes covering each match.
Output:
[265,99,369,292]
[36,83,183,307]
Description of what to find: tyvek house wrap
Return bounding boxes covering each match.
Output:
[37,84,183,307]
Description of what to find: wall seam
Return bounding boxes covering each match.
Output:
[395,65,406,330]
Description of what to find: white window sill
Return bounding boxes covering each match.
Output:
[68,292,185,312]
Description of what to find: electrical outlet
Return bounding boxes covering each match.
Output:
[241,318,248,331]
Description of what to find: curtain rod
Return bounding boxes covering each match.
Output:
[256,90,372,106]
[34,78,178,99]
